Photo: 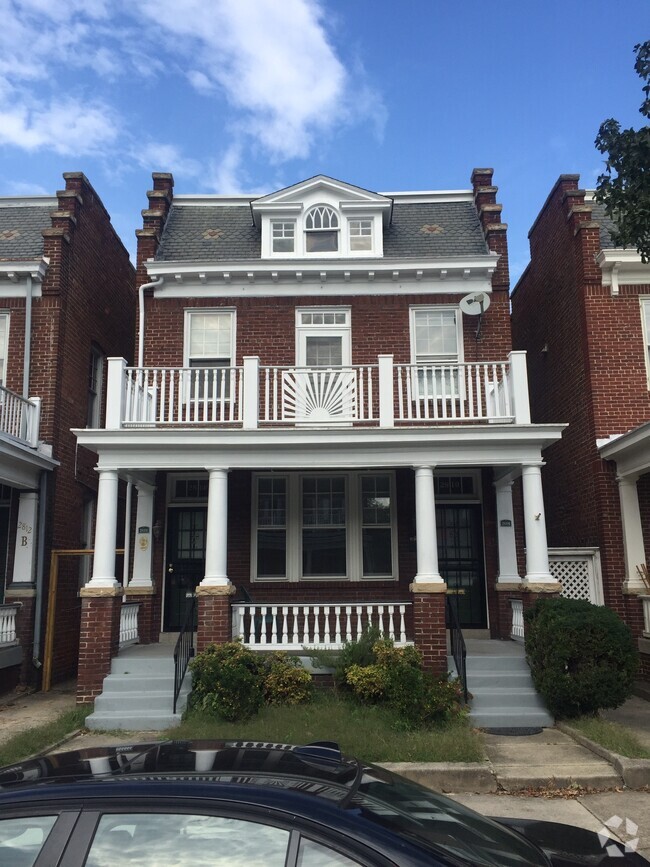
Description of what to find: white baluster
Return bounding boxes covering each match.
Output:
[282,607,288,645]
[334,606,342,644]
[261,606,268,644]
[313,605,321,644]
[355,606,362,640]
[377,605,384,636]
[399,605,407,644]
[323,606,331,644]
[387,605,395,640]
[247,607,256,645]
[345,606,352,641]
[303,606,310,644]
[270,606,278,644]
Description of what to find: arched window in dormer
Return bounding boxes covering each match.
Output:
[305,205,339,253]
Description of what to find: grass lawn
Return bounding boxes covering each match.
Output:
[0,707,91,767]
[570,716,650,759]
[168,693,484,763]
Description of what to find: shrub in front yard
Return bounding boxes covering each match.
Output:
[524,597,638,719]
[190,643,312,721]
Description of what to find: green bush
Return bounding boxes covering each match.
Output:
[189,641,264,722]
[524,597,638,719]
[345,663,387,702]
[263,653,313,706]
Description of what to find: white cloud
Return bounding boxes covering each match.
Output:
[3,180,49,195]
[131,142,202,179]
[0,99,119,155]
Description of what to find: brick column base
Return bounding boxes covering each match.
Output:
[410,582,448,676]
[494,583,562,640]
[196,584,236,653]
[77,588,121,705]
[125,586,156,644]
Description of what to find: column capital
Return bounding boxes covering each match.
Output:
[617,472,640,486]
[206,466,230,474]
[521,461,545,471]
[413,464,436,474]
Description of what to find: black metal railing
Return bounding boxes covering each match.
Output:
[446,595,468,703]
[173,595,196,714]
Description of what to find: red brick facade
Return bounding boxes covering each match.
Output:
[77,592,122,704]
[512,174,650,679]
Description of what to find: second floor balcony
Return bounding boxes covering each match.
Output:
[105,352,532,432]
[0,385,41,448]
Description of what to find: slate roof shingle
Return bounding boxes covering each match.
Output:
[155,200,489,261]
[589,199,619,250]
[0,206,51,260]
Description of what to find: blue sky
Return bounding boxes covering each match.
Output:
[0,0,646,282]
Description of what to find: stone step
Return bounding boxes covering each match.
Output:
[465,655,529,672]
[469,689,549,712]
[110,657,176,676]
[93,690,181,713]
[101,674,177,693]
[466,671,533,689]
[469,708,555,728]
[86,710,183,731]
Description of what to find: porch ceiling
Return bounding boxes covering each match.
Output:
[73,423,565,474]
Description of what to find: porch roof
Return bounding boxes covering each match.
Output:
[598,419,650,479]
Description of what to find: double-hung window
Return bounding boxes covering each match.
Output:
[185,310,235,400]
[302,476,347,577]
[348,219,373,252]
[410,307,462,399]
[642,298,650,388]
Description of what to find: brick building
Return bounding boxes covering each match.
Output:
[0,174,135,691]
[74,170,565,721]
[512,174,650,683]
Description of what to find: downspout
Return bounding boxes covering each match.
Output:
[32,470,47,666]
[23,275,33,397]
[138,277,164,368]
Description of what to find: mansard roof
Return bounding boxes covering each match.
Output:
[0,200,55,260]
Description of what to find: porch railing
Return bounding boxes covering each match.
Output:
[232,602,411,650]
[642,595,650,638]
[107,351,531,430]
[0,386,41,446]
[0,603,20,644]
[510,598,525,642]
[173,595,196,714]
[446,596,467,702]
[119,602,140,647]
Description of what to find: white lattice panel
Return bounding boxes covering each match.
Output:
[548,549,603,605]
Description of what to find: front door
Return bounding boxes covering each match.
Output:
[437,504,487,628]
[164,508,206,631]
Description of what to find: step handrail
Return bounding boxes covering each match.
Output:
[446,595,468,703]
[173,596,196,714]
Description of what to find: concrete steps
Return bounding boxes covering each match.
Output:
[460,649,554,729]
[86,651,191,731]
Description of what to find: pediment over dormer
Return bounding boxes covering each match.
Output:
[251,175,392,259]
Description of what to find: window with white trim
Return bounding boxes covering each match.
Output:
[0,314,9,388]
[642,298,650,388]
[410,307,463,398]
[252,472,396,581]
[185,310,235,399]
[271,221,295,253]
[348,219,372,252]
[304,205,339,253]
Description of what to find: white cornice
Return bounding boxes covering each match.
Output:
[0,258,49,295]
[596,249,650,295]
[170,190,476,208]
[381,190,474,203]
[73,423,566,473]
[598,420,650,478]
[0,196,57,208]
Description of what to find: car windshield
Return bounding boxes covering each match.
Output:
[351,765,549,867]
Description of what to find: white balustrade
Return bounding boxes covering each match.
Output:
[123,367,242,426]
[119,603,140,647]
[232,602,411,650]
[0,603,19,644]
[0,386,40,446]
[642,595,650,638]
[261,366,376,425]
[395,362,513,422]
[510,598,525,642]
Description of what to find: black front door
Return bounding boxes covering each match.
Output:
[437,504,487,629]
[164,508,206,631]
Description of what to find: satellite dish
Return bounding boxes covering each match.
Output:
[459,292,491,316]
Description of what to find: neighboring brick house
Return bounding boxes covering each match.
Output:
[0,174,135,692]
[74,170,564,705]
[512,174,650,683]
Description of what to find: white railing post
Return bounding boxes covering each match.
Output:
[26,396,40,447]
[378,354,394,428]
[242,356,260,430]
[642,596,650,638]
[508,351,531,424]
[106,357,127,430]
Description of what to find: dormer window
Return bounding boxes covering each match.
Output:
[349,219,372,251]
[272,221,295,253]
[305,206,339,253]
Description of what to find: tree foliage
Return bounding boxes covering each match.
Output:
[594,41,650,261]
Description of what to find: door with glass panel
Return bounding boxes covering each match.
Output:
[164,508,206,631]
[285,309,354,423]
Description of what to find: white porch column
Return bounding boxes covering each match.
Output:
[201,467,230,587]
[88,469,119,588]
[413,466,444,584]
[12,492,38,584]
[130,482,156,588]
[495,479,522,582]
[617,473,647,593]
[521,463,554,583]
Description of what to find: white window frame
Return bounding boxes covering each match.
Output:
[348,218,373,253]
[183,309,236,402]
[641,297,650,389]
[304,205,340,255]
[251,471,397,582]
[409,305,464,400]
[0,313,10,389]
[295,307,351,367]
[271,220,295,254]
